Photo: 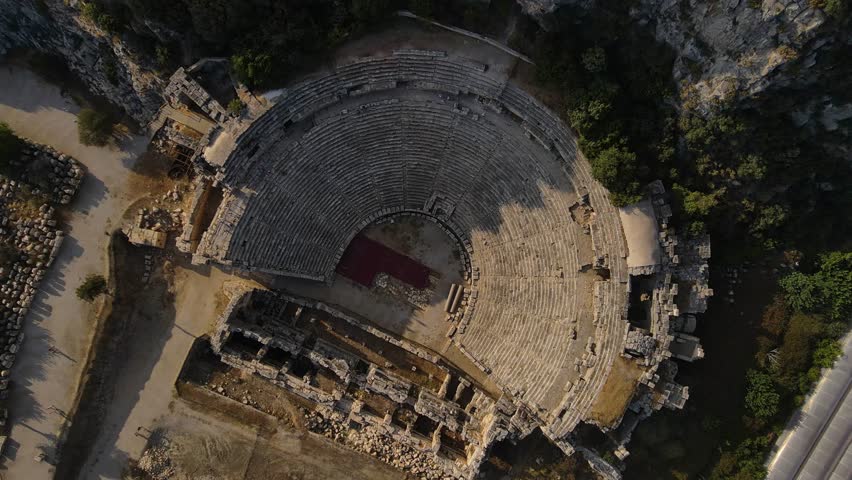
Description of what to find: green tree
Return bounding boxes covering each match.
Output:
[77,108,113,146]
[744,370,780,419]
[673,185,723,217]
[590,146,642,206]
[780,251,852,319]
[581,47,607,73]
[231,51,272,88]
[711,436,771,480]
[779,272,819,312]
[737,154,767,180]
[76,274,107,301]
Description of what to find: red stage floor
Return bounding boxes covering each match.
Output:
[336,234,432,289]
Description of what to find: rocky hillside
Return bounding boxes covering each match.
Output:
[2,1,848,139]
[0,0,163,124]
[520,1,850,115]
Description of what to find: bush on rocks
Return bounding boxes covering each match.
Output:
[77,108,114,146]
[76,274,107,301]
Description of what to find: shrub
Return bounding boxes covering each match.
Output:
[80,1,121,33]
[227,98,245,115]
[155,45,171,69]
[0,244,20,266]
[760,295,789,337]
[76,274,107,301]
[103,58,119,84]
[77,108,113,146]
[0,122,24,172]
[775,312,823,389]
[812,339,842,368]
[811,0,849,18]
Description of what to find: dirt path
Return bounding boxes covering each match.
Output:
[62,246,238,480]
[137,400,405,480]
[0,64,149,480]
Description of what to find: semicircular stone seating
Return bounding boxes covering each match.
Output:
[196,50,629,442]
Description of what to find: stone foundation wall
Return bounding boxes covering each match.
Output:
[0,141,81,404]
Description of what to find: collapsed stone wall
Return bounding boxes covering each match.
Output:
[0,0,163,124]
[0,141,82,402]
[305,408,459,480]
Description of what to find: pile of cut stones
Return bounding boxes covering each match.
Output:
[0,141,82,401]
[304,409,459,480]
[137,186,185,233]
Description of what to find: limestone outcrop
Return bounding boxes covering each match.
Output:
[0,0,163,123]
[635,1,833,109]
[517,0,847,114]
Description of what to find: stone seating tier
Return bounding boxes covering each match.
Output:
[199,53,630,442]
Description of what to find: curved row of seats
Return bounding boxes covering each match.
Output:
[204,51,629,434]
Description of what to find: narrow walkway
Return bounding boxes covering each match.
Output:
[396,10,534,65]
[0,64,147,480]
[766,332,852,480]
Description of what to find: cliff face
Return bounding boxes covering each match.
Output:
[634,1,834,108]
[518,0,849,116]
[0,0,163,124]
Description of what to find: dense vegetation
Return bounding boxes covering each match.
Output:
[522,6,677,206]
[82,0,514,88]
[516,3,852,256]
[709,253,850,480]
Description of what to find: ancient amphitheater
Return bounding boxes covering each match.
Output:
[158,44,711,479]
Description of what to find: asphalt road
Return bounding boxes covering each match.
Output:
[766,333,852,480]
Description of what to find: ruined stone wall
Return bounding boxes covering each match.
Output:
[0,0,163,124]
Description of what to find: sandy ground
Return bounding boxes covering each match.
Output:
[77,262,239,480]
[0,64,149,479]
[276,217,464,353]
[138,400,405,480]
